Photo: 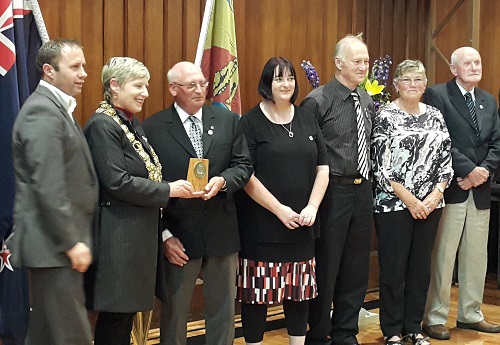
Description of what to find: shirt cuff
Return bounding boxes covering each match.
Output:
[162,229,174,242]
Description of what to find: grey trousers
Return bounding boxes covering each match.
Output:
[26,267,92,345]
[160,252,238,345]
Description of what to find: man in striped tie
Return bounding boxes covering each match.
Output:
[422,47,500,340]
[301,34,375,345]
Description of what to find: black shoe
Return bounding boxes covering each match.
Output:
[304,337,332,345]
[403,333,430,345]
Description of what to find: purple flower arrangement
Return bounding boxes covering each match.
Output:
[360,55,393,111]
[300,60,320,89]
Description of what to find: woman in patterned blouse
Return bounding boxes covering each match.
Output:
[371,60,454,345]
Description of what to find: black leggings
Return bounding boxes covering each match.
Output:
[94,311,135,345]
[241,300,309,342]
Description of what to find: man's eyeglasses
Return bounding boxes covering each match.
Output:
[397,77,426,86]
[172,81,210,90]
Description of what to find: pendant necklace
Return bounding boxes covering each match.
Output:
[280,104,294,138]
[281,122,294,137]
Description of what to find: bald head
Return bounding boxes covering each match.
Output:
[167,61,208,114]
[167,61,203,83]
[450,47,482,91]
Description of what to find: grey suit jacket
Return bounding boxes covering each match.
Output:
[10,84,98,268]
[423,80,500,209]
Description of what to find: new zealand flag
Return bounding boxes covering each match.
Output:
[0,1,48,344]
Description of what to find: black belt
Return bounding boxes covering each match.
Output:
[330,175,367,185]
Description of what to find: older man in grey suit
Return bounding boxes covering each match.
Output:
[423,47,500,340]
[10,39,97,345]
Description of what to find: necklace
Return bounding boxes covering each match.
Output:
[262,102,294,138]
[281,122,294,137]
[96,101,163,182]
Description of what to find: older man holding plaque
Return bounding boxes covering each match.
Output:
[142,61,253,345]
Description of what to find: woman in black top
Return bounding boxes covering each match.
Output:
[235,57,329,345]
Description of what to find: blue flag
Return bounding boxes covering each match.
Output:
[0,1,48,343]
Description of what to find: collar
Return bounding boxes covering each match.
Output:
[455,80,476,102]
[174,102,203,123]
[332,77,356,101]
[114,106,134,122]
[39,79,77,114]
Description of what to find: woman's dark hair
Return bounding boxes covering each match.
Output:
[258,57,299,104]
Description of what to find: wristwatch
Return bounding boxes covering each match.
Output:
[435,185,445,193]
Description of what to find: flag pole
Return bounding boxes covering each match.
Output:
[194,0,215,67]
[28,0,49,43]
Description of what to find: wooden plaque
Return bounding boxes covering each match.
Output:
[187,158,209,192]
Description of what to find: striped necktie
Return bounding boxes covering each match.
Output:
[464,92,480,140]
[351,92,370,179]
[187,116,203,158]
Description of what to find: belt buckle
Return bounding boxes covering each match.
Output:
[353,178,363,185]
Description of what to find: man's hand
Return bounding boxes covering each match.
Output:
[467,167,489,187]
[201,176,225,200]
[457,176,474,190]
[66,242,92,273]
[163,236,189,267]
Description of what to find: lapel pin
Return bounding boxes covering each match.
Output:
[208,130,214,136]
[309,136,313,140]
[210,125,214,129]
[479,104,483,109]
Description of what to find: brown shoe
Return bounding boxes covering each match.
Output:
[456,319,500,333]
[422,324,451,340]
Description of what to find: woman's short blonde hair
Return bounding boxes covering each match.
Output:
[102,57,150,102]
[394,59,427,81]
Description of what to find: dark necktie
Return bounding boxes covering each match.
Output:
[464,92,480,140]
[188,116,203,158]
[351,92,370,179]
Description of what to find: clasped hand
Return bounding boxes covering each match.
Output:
[457,167,489,190]
[407,190,442,220]
[276,204,317,229]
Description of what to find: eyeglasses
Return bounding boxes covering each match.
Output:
[172,81,209,90]
[273,76,295,83]
[397,77,426,86]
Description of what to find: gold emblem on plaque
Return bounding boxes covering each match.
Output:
[187,158,209,192]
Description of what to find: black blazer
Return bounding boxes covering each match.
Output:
[423,80,500,209]
[142,104,253,260]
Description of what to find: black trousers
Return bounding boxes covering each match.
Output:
[241,300,308,342]
[308,181,373,344]
[374,208,442,336]
[94,312,135,345]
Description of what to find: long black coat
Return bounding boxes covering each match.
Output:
[84,107,170,313]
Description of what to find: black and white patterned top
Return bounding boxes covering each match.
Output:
[371,102,454,213]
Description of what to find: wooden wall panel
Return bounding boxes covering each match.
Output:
[80,0,104,122]
[37,0,498,126]
[480,1,500,100]
[143,0,165,121]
